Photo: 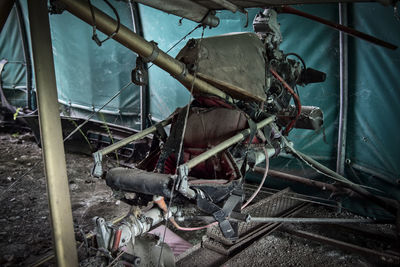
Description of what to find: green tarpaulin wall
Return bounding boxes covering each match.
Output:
[1,1,399,219]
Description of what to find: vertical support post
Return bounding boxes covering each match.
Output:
[28,1,78,266]
[15,0,33,110]
[336,3,349,175]
[128,0,148,130]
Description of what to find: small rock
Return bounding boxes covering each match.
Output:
[10,198,15,202]
[69,183,79,191]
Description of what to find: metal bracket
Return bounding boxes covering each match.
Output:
[196,192,242,240]
[176,165,196,199]
[94,216,112,250]
[92,151,103,178]
[172,62,188,81]
[143,41,159,63]
[131,56,148,86]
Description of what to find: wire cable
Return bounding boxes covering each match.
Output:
[156,26,206,267]
[285,52,306,70]
[88,0,121,46]
[148,24,202,69]
[269,68,301,135]
[63,81,133,141]
[242,147,269,209]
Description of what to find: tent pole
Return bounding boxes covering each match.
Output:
[336,3,349,175]
[15,0,33,110]
[128,0,148,130]
[28,1,78,266]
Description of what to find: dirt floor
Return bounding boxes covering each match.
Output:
[0,131,129,266]
[0,131,398,266]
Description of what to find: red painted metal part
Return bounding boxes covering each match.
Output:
[112,229,122,252]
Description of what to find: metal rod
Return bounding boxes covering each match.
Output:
[58,0,233,103]
[250,217,379,224]
[350,162,400,186]
[253,167,353,194]
[291,148,398,215]
[336,3,348,175]
[280,6,397,50]
[184,116,276,170]
[28,1,78,266]
[15,0,33,111]
[128,1,147,131]
[97,117,172,156]
[283,227,400,262]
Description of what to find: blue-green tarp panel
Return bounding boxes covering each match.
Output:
[2,0,142,128]
[0,5,27,108]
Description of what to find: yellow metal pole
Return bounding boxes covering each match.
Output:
[184,115,276,170]
[58,0,233,103]
[28,1,78,266]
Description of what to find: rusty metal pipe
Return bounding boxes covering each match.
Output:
[253,167,353,195]
[58,0,232,102]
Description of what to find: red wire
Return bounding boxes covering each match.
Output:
[269,68,302,135]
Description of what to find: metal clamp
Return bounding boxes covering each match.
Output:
[172,62,188,81]
[143,41,159,63]
[176,165,196,199]
[92,151,103,178]
[131,56,148,86]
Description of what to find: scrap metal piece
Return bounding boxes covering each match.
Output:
[277,105,323,130]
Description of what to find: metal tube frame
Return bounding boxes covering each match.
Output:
[58,0,233,103]
[176,116,276,198]
[28,0,78,266]
[92,117,173,177]
[182,115,276,170]
[128,0,148,131]
[15,0,33,111]
[336,3,349,175]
